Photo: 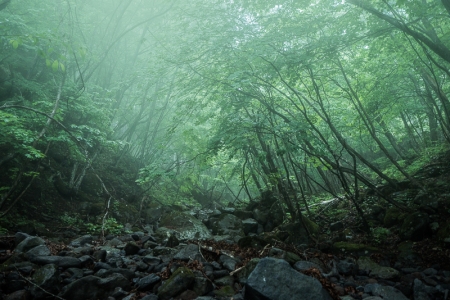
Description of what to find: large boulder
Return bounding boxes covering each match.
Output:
[158,211,212,240]
[276,216,320,245]
[157,267,195,300]
[30,264,60,299]
[208,213,244,237]
[357,257,399,280]
[245,257,332,300]
[59,274,130,300]
[399,212,431,241]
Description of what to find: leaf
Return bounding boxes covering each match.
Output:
[52,60,59,72]
[60,62,65,72]
[10,39,19,49]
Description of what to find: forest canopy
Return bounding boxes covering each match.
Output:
[1,0,450,229]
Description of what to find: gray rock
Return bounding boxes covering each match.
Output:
[174,243,205,262]
[245,257,332,300]
[364,284,409,300]
[25,245,51,257]
[157,267,195,300]
[29,255,82,268]
[193,276,214,296]
[242,218,259,235]
[220,254,239,272]
[15,236,45,253]
[123,242,140,256]
[59,274,130,300]
[69,235,93,247]
[143,255,162,265]
[337,258,358,275]
[4,290,30,300]
[209,213,244,236]
[30,264,60,299]
[136,274,161,291]
[358,257,399,280]
[14,232,30,246]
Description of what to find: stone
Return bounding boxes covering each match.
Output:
[358,257,399,280]
[242,218,259,235]
[234,210,254,220]
[157,267,195,300]
[136,274,161,291]
[364,283,408,300]
[28,255,82,268]
[14,232,30,246]
[69,235,93,247]
[220,254,239,272]
[330,221,344,231]
[4,290,30,300]
[332,242,379,255]
[209,213,244,237]
[30,264,60,299]
[236,258,260,284]
[15,236,45,253]
[399,212,431,241]
[59,274,130,300]
[337,258,358,275]
[25,245,51,257]
[159,211,212,240]
[193,276,214,296]
[123,242,140,256]
[245,257,332,300]
[173,243,205,262]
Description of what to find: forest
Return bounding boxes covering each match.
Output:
[1,0,450,299]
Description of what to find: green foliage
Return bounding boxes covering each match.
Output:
[85,218,124,235]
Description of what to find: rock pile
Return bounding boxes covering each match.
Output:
[1,230,450,300]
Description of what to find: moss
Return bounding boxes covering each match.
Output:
[158,267,195,300]
[301,215,320,235]
[332,242,379,255]
[383,207,401,227]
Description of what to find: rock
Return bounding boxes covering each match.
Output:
[30,264,60,299]
[123,242,140,256]
[220,254,239,272]
[277,217,319,245]
[15,236,45,253]
[236,258,260,284]
[136,274,161,291]
[293,260,323,273]
[14,232,30,246]
[399,212,431,241]
[59,274,130,300]
[209,213,244,237]
[245,257,332,300]
[193,276,214,296]
[234,210,254,220]
[213,285,235,298]
[330,221,344,231]
[384,207,403,227]
[332,242,379,255]
[4,290,30,300]
[268,247,301,264]
[337,258,358,275]
[28,255,82,268]
[69,235,93,247]
[173,243,205,262]
[237,236,268,250]
[242,218,259,235]
[157,267,195,300]
[364,283,408,300]
[159,211,212,240]
[358,257,399,280]
[252,208,269,224]
[25,245,51,257]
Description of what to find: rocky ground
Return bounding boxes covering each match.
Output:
[0,205,449,300]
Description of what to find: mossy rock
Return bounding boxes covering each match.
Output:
[399,212,430,241]
[157,267,195,300]
[208,213,244,236]
[397,241,420,263]
[332,242,379,255]
[277,216,319,245]
[159,211,212,240]
[357,257,399,279]
[383,207,402,228]
[236,258,260,284]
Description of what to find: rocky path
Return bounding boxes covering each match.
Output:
[1,229,449,300]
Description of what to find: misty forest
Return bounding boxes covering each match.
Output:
[1,0,450,299]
